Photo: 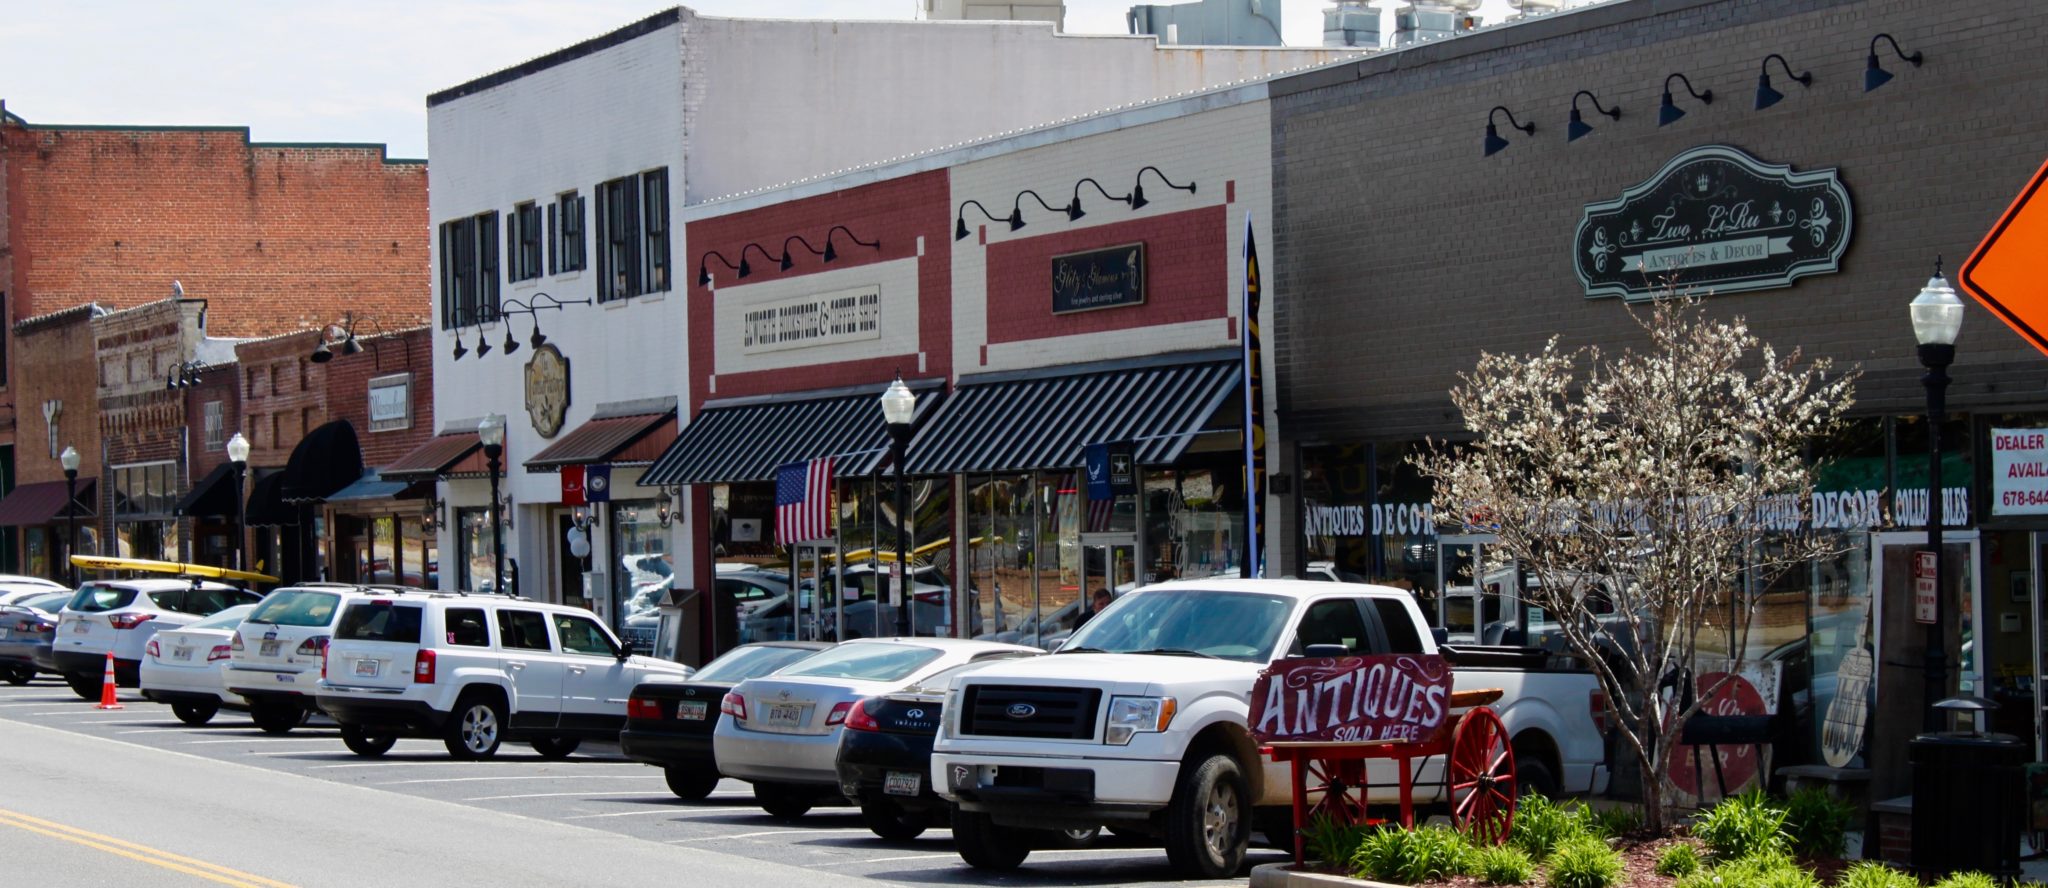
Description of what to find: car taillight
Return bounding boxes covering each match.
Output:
[1590,690,1610,735]
[825,701,856,727]
[842,699,881,732]
[413,649,436,684]
[208,645,232,663]
[109,613,155,630]
[296,635,329,656]
[720,692,746,720]
[320,646,329,680]
[146,639,161,659]
[627,697,662,720]
[231,631,245,652]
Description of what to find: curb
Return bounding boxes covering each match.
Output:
[1247,862,1405,888]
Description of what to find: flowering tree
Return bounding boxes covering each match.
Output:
[1411,298,1856,831]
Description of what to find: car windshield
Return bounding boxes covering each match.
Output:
[191,605,259,630]
[21,592,70,613]
[67,584,137,613]
[1058,589,1294,662]
[692,645,822,683]
[777,642,944,682]
[245,590,344,627]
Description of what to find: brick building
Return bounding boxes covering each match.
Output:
[0,304,105,578]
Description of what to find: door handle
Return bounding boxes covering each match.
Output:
[568,666,587,674]
[507,660,526,671]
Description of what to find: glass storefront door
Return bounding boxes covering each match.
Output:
[1434,534,1520,645]
[2036,533,2048,759]
[1870,530,1980,722]
[790,542,836,641]
[1079,538,1137,627]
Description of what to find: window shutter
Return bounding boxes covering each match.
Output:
[547,202,557,276]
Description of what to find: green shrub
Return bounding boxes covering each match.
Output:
[1469,844,1536,885]
[1544,837,1624,888]
[1584,804,1643,839]
[1654,842,1702,877]
[1782,787,1856,858]
[1692,790,1789,860]
[1932,873,1999,888]
[1834,861,1920,888]
[1684,853,1819,888]
[1352,825,1473,884]
[1511,794,1591,861]
[1301,814,1370,867]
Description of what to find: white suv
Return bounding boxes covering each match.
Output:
[226,583,392,734]
[52,579,262,700]
[316,592,694,759]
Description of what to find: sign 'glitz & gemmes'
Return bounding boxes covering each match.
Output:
[1575,145,1852,301]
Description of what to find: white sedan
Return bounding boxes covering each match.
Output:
[713,637,1040,820]
[140,604,259,725]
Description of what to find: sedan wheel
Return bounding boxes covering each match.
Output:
[664,766,720,801]
[171,701,219,726]
[444,696,504,759]
[754,782,814,821]
[340,723,398,757]
[3,664,33,686]
[64,671,100,700]
[529,737,582,759]
[859,798,932,841]
[251,702,309,734]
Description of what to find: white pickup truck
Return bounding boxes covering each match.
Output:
[931,578,1609,877]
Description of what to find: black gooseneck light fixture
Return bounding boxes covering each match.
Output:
[1865,32,1923,92]
[1482,105,1535,156]
[496,293,591,356]
[737,242,779,279]
[164,360,209,390]
[1067,177,1135,222]
[451,328,470,361]
[1006,189,1072,232]
[779,235,825,272]
[822,225,879,262]
[955,200,1005,241]
[1754,53,1812,110]
[1657,72,1714,126]
[697,249,740,287]
[1130,165,1196,210]
[1566,90,1620,142]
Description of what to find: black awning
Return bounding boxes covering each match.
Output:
[905,355,1240,475]
[174,463,240,519]
[639,380,944,486]
[245,471,297,527]
[281,420,364,503]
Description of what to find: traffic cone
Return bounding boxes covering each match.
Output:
[95,652,123,710]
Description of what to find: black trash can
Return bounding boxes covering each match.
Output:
[1909,707,2026,879]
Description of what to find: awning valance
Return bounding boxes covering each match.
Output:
[524,406,677,473]
[639,380,945,486]
[0,478,98,527]
[281,420,365,503]
[324,471,424,503]
[174,463,240,519]
[245,472,297,527]
[381,434,481,481]
[905,353,1240,475]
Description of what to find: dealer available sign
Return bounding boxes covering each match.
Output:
[1993,427,2048,514]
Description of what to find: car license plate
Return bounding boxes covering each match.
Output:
[676,700,709,721]
[353,658,380,678]
[260,640,281,657]
[72,622,89,634]
[763,703,808,728]
[172,647,192,661]
[885,771,921,796]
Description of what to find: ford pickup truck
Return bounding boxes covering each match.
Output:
[930,577,1609,877]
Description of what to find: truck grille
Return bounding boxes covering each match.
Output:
[960,685,1100,740]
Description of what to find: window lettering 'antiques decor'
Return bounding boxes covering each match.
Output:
[1052,243,1145,314]
[1250,654,1453,744]
[1575,145,1852,301]
[524,344,570,439]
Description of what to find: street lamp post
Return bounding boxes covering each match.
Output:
[60,446,81,587]
[880,377,918,638]
[478,414,507,594]
[227,432,251,572]
[1910,259,1963,732]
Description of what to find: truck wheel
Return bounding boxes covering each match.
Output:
[859,798,932,841]
[1514,752,1559,799]
[1164,754,1250,879]
[529,737,582,759]
[171,701,219,726]
[754,782,813,820]
[664,766,719,801]
[953,809,1030,870]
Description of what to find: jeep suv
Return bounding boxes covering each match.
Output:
[316,592,694,759]
[226,583,395,733]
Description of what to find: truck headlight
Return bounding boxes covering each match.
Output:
[1104,696,1176,745]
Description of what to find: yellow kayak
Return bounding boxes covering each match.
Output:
[69,555,279,584]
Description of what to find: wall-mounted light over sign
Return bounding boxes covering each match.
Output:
[1006,189,1073,233]
[1754,53,1812,110]
[1067,177,1135,222]
[451,328,471,362]
[313,314,410,370]
[737,242,781,280]
[1865,32,1923,92]
[1657,72,1713,126]
[1482,105,1535,156]
[164,360,209,390]
[1130,165,1196,210]
[1566,90,1620,143]
[955,199,1005,241]
[822,225,879,263]
[697,249,740,287]
[779,235,825,272]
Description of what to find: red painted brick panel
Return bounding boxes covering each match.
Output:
[984,204,1226,345]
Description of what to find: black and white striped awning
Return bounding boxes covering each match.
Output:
[637,379,945,486]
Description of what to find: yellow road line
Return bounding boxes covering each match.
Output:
[0,807,299,888]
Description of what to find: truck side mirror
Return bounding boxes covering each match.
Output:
[1304,643,1349,658]
[1430,627,1449,645]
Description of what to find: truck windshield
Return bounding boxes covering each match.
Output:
[1058,589,1293,662]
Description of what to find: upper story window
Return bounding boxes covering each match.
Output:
[439,212,501,329]
[551,190,586,275]
[203,401,224,450]
[595,167,670,302]
[509,201,544,283]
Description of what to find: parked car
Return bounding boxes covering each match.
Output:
[225,583,396,734]
[0,591,70,684]
[317,591,694,759]
[0,576,70,607]
[621,640,831,799]
[140,604,260,725]
[51,579,262,699]
[836,657,1047,840]
[714,637,1039,820]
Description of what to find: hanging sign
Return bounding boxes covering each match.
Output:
[1575,145,1852,301]
[561,465,587,506]
[1052,243,1145,314]
[1992,428,2048,515]
[1084,441,1136,501]
[1250,654,1452,744]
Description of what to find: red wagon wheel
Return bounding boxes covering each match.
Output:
[1448,707,1517,844]
[1303,756,1371,827]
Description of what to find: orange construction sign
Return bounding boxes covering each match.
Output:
[1962,157,2048,358]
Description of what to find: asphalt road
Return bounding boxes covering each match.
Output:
[0,677,1284,886]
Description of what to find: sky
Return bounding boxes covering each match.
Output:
[0,1,1333,159]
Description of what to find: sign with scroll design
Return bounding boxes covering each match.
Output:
[1250,654,1453,744]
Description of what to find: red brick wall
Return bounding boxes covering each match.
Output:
[983,204,1227,345]
[234,332,329,469]
[183,365,241,479]
[1,123,429,337]
[11,307,100,486]
[685,169,953,414]
[321,327,434,468]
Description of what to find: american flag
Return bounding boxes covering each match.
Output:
[774,457,834,545]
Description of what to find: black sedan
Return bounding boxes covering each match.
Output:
[620,641,830,799]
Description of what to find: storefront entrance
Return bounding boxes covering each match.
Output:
[790,542,836,641]
[1079,537,1138,619]
[1434,534,1525,645]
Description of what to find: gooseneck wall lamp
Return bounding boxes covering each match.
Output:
[1067,177,1134,222]
[737,242,780,279]
[822,225,880,263]
[955,199,1006,241]
[1566,90,1620,143]
[1482,105,1535,157]
[697,250,740,287]
[164,360,210,390]
[1866,32,1924,92]
[1130,165,1196,210]
[779,235,825,272]
[1754,53,1812,110]
[1657,72,1714,126]
[450,293,590,360]
[1007,189,1072,232]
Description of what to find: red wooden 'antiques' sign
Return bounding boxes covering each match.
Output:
[1250,654,1454,744]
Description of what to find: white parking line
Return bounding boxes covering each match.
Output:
[465,790,677,801]
[669,828,874,841]
[562,807,742,819]
[374,774,667,784]
[836,853,957,864]
[185,737,348,744]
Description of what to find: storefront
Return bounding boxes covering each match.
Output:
[0,479,99,581]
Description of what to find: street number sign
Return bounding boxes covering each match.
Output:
[1914,550,1937,625]
[1961,157,2048,357]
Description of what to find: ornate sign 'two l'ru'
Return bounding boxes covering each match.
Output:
[1250,654,1453,744]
